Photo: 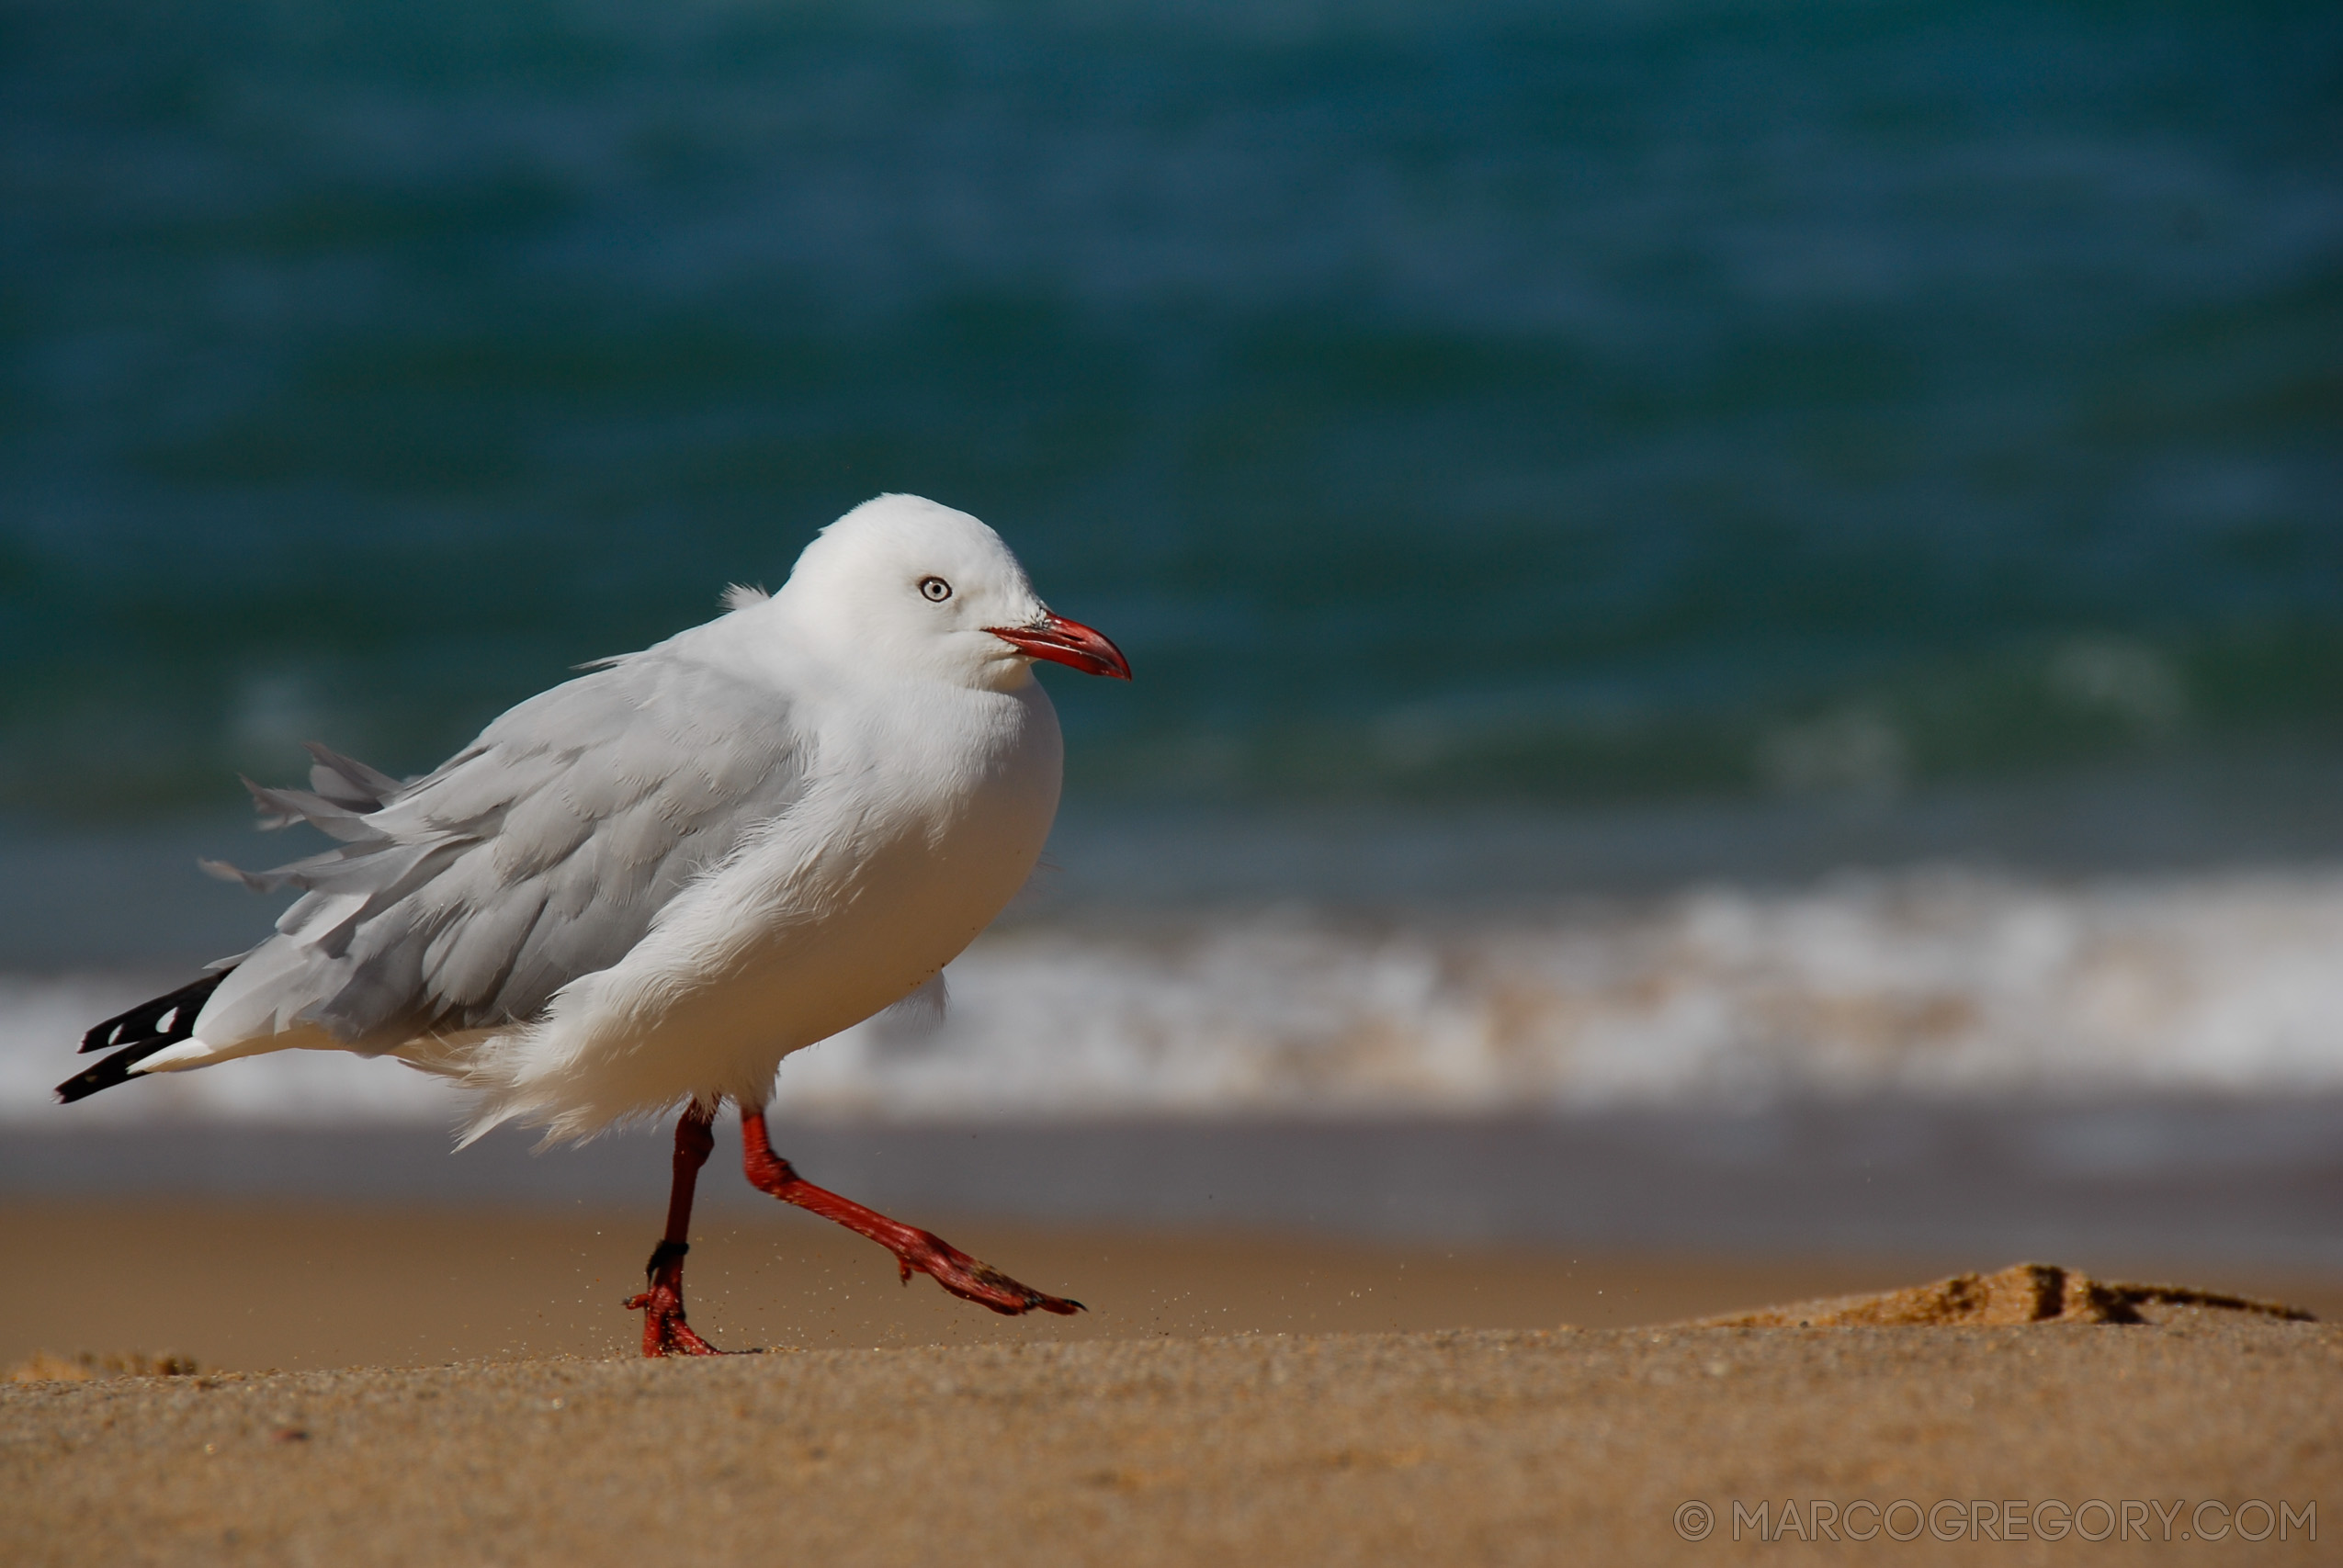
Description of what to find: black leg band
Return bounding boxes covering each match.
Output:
[645,1239,690,1280]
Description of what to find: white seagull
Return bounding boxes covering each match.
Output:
[61,494,1129,1354]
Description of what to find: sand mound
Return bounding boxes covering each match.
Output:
[1689,1261,2317,1327]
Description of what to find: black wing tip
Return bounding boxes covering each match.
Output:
[65,968,241,1105]
[56,1040,175,1104]
[79,970,232,1055]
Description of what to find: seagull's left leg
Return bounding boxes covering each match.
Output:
[625,1101,726,1356]
[739,1106,1083,1317]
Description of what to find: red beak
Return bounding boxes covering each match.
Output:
[987,613,1133,681]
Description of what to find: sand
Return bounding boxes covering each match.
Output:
[3,1283,2334,1566]
[1694,1261,2320,1328]
[8,1200,2343,1370]
[5,1204,2339,1564]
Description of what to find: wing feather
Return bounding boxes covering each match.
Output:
[303,741,406,809]
[197,652,808,1051]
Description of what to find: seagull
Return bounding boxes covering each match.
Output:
[59,494,1130,1355]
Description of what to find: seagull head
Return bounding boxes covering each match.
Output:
[773,494,1131,691]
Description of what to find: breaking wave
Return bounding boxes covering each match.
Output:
[9,864,2343,1126]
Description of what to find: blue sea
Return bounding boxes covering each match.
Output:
[4,0,2341,1132]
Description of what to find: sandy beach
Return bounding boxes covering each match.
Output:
[6,1204,2337,1564]
[5,1289,2333,1567]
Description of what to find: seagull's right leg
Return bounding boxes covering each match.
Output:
[625,1101,725,1357]
[739,1105,1082,1317]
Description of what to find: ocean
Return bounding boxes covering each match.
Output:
[4,0,2341,1173]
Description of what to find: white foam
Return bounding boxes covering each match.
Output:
[9,865,2343,1125]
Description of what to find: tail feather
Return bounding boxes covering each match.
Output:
[59,969,235,1104]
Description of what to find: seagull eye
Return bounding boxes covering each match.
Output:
[919,576,953,603]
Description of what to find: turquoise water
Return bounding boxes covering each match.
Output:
[4,0,2339,824]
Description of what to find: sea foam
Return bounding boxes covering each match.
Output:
[6,865,2342,1127]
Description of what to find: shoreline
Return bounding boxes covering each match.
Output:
[7,1100,2340,1274]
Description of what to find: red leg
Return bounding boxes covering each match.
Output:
[739,1108,1082,1317]
[624,1103,726,1356]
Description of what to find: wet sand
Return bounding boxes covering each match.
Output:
[0,1201,1999,1370]
[9,1200,2343,1371]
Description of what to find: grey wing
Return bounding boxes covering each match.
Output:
[198,654,808,1049]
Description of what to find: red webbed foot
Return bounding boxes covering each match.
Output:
[627,1282,725,1356]
[627,1237,727,1357]
[739,1111,1084,1318]
[888,1226,1084,1316]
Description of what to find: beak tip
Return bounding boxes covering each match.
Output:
[990,614,1132,682]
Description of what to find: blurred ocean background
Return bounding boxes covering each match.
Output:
[4,0,2341,1261]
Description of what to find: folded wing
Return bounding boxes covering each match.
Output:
[195,653,809,1054]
